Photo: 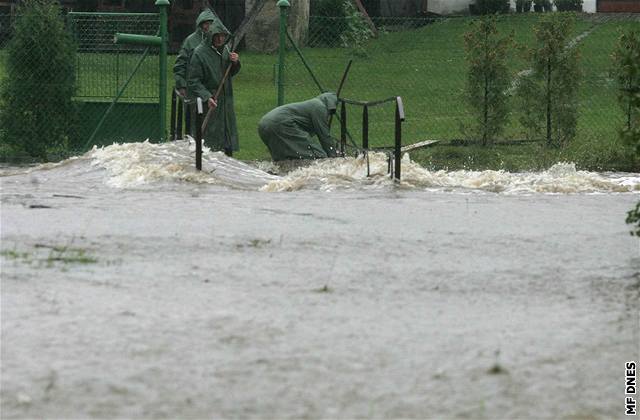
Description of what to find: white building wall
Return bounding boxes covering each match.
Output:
[428,0,596,14]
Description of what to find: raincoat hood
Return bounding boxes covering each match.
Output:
[202,17,232,47]
[196,9,217,29]
[318,92,338,113]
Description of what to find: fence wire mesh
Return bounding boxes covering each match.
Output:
[0,10,639,163]
[0,11,160,161]
[68,12,160,147]
[282,14,639,152]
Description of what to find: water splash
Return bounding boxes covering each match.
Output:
[2,141,638,194]
[262,153,639,194]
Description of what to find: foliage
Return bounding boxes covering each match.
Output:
[309,0,372,51]
[534,0,553,12]
[611,29,640,142]
[463,16,513,146]
[474,0,510,15]
[310,0,345,17]
[553,0,583,12]
[515,0,532,13]
[627,202,640,237]
[517,13,581,147]
[0,0,78,160]
[339,0,373,53]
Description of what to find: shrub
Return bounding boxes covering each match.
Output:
[0,0,78,160]
[310,0,345,17]
[474,0,510,15]
[611,29,640,142]
[518,13,581,147]
[553,0,583,12]
[463,16,513,145]
[534,0,553,12]
[515,0,533,12]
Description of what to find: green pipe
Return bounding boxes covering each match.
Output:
[286,29,325,93]
[277,0,290,106]
[68,12,158,17]
[156,0,169,142]
[114,33,162,46]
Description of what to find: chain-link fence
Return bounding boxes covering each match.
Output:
[0,11,159,162]
[0,10,638,163]
[282,14,639,152]
[68,12,160,148]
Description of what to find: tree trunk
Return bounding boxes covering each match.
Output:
[244,0,309,52]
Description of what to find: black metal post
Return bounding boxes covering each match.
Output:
[340,100,347,157]
[185,104,192,136]
[394,97,405,181]
[195,101,203,171]
[170,89,177,140]
[362,105,368,150]
[176,97,183,140]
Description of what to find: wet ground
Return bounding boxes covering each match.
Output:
[1,141,639,419]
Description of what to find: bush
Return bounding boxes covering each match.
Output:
[310,0,345,17]
[473,0,510,15]
[463,16,513,145]
[553,0,583,12]
[518,13,581,147]
[515,0,532,12]
[611,29,640,143]
[534,0,552,12]
[309,0,372,50]
[0,0,78,160]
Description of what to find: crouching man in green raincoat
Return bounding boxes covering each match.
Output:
[187,18,240,156]
[258,93,339,161]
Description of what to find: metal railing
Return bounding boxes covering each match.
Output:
[339,96,405,180]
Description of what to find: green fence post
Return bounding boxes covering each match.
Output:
[277,0,290,106]
[156,0,169,142]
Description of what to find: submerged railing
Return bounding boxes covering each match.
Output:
[338,96,405,180]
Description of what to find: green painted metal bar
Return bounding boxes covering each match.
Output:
[68,12,158,17]
[157,0,169,142]
[83,42,155,149]
[285,29,325,93]
[277,0,289,106]
[114,33,162,47]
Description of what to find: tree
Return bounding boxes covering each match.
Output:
[463,16,512,146]
[619,31,640,235]
[611,29,640,139]
[0,0,78,160]
[518,13,581,147]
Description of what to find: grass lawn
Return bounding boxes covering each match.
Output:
[0,13,637,170]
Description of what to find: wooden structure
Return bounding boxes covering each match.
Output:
[596,0,640,12]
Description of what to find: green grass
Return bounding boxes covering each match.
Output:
[1,14,637,170]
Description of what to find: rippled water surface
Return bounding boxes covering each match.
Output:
[1,141,639,419]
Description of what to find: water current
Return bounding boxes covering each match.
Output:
[1,140,639,419]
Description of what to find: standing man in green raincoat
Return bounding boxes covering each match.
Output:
[187,18,241,156]
[173,9,218,98]
[258,93,339,161]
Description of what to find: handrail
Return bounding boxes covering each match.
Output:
[338,96,405,180]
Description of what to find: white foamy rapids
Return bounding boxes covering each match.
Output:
[261,153,640,194]
[89,140,278,189]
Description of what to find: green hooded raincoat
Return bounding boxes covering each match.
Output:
[187,18,240,152]
[173,9,218,90]
[258,93,339,161]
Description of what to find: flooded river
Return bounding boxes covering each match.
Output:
[1,140,639,419]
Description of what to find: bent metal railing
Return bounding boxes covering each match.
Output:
[338,96,405,180]
[170,89,192,141]
[190,95,405,180]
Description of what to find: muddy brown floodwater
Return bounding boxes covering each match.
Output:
[1,141,639,419]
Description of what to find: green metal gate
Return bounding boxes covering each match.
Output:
[68,12,161,148]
